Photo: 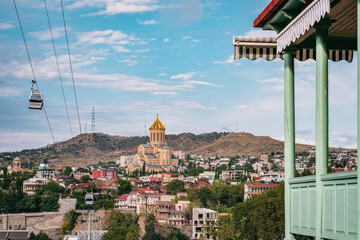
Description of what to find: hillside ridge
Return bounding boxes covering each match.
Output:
[1,132,313,168]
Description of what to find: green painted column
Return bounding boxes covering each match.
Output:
[315,23,329,240]
[284,50,295,240]
[357,1,360,239]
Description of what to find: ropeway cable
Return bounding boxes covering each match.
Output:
[60,0,82,135]
[13,0,56,145]
[43,0,73,138]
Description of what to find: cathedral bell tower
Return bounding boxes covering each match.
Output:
[149,115,166,144]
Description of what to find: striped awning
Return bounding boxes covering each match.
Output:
[233,36,353,63]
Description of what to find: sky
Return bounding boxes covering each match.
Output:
[0,0,357,152]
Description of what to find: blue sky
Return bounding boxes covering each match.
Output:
[0,0,357,152]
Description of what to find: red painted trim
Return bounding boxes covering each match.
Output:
[253,0,287,28]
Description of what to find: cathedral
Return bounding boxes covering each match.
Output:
[127,116,179,173]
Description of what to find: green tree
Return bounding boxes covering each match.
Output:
[165,229,189,240]
[142,214,163,240]
[61,210,78,234]
[232,183,285,240]
[165,180,185,195]
[102,211,139,240]
[29,231,52,240]
[80,175,90,183]
[117,179,132,196]
[62,166,72,176]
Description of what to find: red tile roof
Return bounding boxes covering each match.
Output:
[115,194,129,200]
[150,177,163,182]
[246,183,279,187]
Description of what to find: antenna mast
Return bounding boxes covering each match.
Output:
[91,106,95,133]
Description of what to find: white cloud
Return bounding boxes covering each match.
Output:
[191,39,201,43]
[0,22,15,30]
[163,38,170,43]
[244,29,277,37]
[76,29,141,46]
[66,0,173,15]
[236,104,247,109]
[158,73,167,76]
[171,72,196,80]
[213,55,241,65]
[118,59,137,66]
[29,27,65,41]
[112,45,131,53]
[68,72,217,94]
[138,19,160,25]
[182,36,191,40]
[0,87,23,97]
[134,48,150,53]
[257,77,282,84]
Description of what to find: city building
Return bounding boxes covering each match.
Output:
[118,156,133,168]
[36,164,55,179]
[198,171,216,184]
[23,178,49,195]
[174,151,186,160]
[127,116,179,174]
[92,169,117,181]
[192,207,218,239]
[244,182,279,201]
[220,169,245,180]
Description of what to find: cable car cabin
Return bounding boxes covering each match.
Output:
[85,194,94,205]
[29,91,43,110]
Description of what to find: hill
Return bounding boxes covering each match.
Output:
[0,132,313,168]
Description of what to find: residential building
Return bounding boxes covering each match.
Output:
[244,182,279,201]
[92,169,117,181]
[119,156,133,168]
[155,201,175,225]
[36,168,56,180]
[23,178,49,195]
[198,171,216,184]
[168,201,191,228]
[174,151,186,160]
[220,169,245,180]
[192,208,218,239]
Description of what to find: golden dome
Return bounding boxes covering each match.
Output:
[149,116,166,130]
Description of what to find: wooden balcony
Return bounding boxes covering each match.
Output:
[289,171,358,239]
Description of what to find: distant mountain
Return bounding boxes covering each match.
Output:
[1,132,313,168]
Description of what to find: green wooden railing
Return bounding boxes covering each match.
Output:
[289,171,358,239]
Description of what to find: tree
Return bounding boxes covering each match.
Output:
[142,214,163,240]
[165,180,185,195]
[62,166,72,176]
[61,210,78,234]
[80,175,90,183]
[29,231,51,240]
[102,211,139,240]
[117,179,132,196]
[165,229,189,240]
[231,183,285,240]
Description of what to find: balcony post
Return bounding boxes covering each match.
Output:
[314,22,330,240]
[357,1,360,239]
[284,50,295,240]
